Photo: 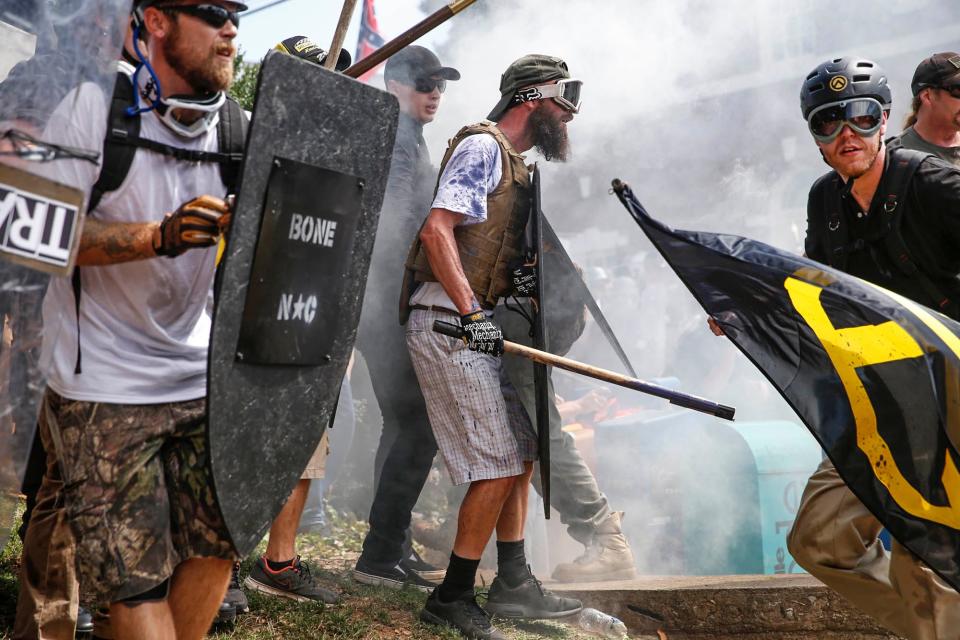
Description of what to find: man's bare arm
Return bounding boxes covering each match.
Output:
[419,208,479,314]
[76,218,160,266]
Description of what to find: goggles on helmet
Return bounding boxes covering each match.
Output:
[511,78,582,113]
[807,97,884,143]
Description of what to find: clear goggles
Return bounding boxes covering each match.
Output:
[806,97,884,143]
[512,78,583,113]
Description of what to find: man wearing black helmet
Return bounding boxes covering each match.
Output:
[787,57,960,639]
[15,0,249,637]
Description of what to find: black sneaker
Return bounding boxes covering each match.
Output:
[243,556,339,604]
[353,556,434,592]
[400,548,446,583]
[225,561,249,614]
[484,570,582,620]
[420,589,507,640]
[213,600,237,627]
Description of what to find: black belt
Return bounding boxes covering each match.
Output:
[410,304,459,317]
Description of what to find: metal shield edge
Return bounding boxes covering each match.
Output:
[530,165,551,517]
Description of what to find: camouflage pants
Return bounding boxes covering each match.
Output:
[37,388,235,603]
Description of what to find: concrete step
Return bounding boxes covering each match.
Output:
[549,574,901,639]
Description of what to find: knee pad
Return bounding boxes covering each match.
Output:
[116,578,171,605]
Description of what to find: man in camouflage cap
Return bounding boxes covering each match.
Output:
[399,54,583,639]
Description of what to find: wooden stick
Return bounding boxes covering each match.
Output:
[326,0,358,70]
[432,320,736,421]
[344,0,478,79]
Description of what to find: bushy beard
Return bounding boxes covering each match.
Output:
[529,105,570,162]
[163,20,234,94]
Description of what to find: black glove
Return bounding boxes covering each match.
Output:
[155,195,230,257]
[460,310,504,356]
[509,259,538,297]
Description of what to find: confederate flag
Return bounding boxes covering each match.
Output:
[354,0,385,82]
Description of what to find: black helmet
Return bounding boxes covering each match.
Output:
[800,57,892,119]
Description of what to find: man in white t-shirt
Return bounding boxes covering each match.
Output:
[399,54,584,639]
[15,0,246,637]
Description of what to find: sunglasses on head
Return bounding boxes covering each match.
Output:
[159,3,240,28]
[807,97,884,143]
[413,77,446,94]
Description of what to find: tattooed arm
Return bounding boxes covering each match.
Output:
[76,219,161,266]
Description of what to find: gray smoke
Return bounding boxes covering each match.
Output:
[376,0,960,578]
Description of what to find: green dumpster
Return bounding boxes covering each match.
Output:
[594,411,821,575]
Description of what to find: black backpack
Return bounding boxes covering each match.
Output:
[71,70,248,374]
[811,146,955,316]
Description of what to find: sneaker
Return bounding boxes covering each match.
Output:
[243,556,339,604]
[401,548,446,583]
[213,601,236,627]
[224,561,249,614]
[353,556,434,592]
[420,589,507,640]
[485,569,582,620]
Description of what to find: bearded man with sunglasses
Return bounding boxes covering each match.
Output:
[897,52,960,167]
[399,54,583,639]
[14,0,248,638]
[785,57,960,640]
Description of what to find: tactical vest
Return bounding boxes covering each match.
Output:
[399,121,531,321]
[809,146,958,317]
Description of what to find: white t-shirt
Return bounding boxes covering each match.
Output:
[409,133,503,310]
[39,81,223,404]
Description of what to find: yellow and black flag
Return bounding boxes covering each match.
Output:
[612,179,960,591]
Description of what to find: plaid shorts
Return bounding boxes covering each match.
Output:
[39,388,235,603]
[405,309,538,485]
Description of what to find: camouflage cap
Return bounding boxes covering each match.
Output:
[488,54,570,121]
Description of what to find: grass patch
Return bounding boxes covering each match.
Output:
[1,502,599,639]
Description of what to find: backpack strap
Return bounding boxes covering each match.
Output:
[74,71,141,374]
[88,72,140,213]
[216,96,248,194]
[811,171,850,270]
[879,148,954,312]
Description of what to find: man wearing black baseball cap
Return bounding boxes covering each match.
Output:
[398,54,583,639]
[353,44,460,591]
[898,52,960,167]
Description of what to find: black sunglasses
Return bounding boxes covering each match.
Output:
[938,84,960,99]
[413,77,446,94]
[159,4,239,28]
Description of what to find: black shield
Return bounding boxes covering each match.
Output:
[530,165,551,516]
[209,51,398,555]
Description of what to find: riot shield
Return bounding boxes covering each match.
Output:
[209,50,398,555]
[0,0,128,549]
